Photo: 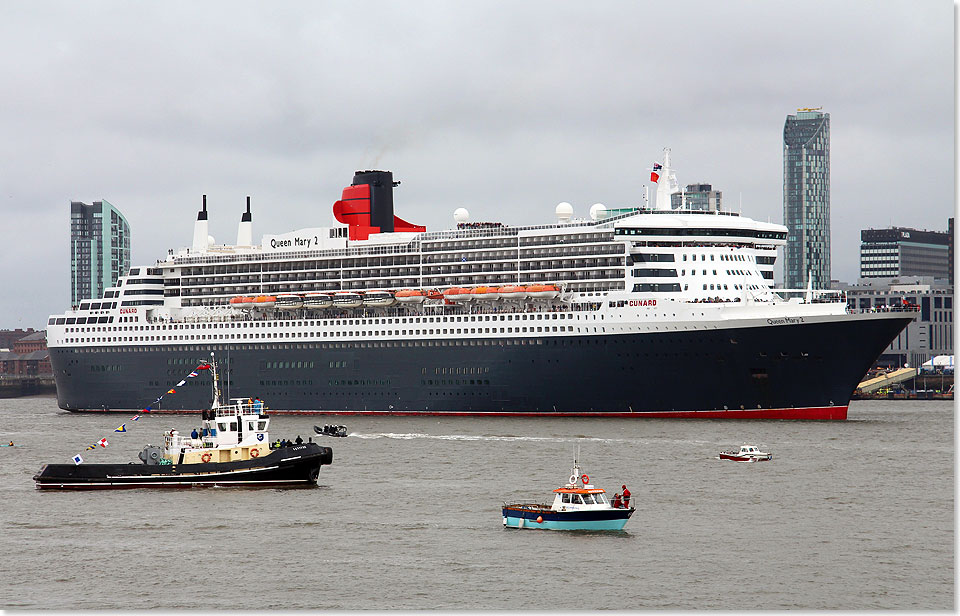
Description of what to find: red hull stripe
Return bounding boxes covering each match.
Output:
[72,406,848,420]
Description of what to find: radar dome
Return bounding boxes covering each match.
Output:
[207,235,215,246]
[589,203,607,221]
[555,202,573,222]
[454,208,469,224]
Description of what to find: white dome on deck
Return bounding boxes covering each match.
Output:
[589,203,606,221]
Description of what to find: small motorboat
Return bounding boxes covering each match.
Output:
[33,355,333,489]
[502,457,634,531]
[314,424,348,438]
[719,444,773,462]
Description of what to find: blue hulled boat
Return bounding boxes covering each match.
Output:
[502,459,634,531]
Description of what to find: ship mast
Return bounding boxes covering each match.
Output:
[209,352,222,410]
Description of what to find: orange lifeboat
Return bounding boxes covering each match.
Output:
[470,286,499,300]
[499,285,528,300]
[425,289,444,300]
[240,296,257,310]
[253,295,276,308]
[528,284,560,299]
[443,287,473,303]
[395,289,426,304]
[229,296,246,307]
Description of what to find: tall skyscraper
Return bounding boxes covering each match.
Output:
[783,108,830,289]
[70,200,130,306]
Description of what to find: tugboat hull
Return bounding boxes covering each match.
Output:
[34,443,332,490]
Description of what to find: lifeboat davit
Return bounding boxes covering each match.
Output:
[443,287,473,303]
[527,284,560,299]
[303,292,333,309]
[395,289,426,304]
[253,295,276,308]
[425,289,444,300]
[499,285,528,300]
[363,290,396,307]
[275,294,304,310]
[333,292,363,309]
[470,286,499,300]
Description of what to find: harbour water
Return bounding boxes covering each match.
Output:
[0,397,953,610]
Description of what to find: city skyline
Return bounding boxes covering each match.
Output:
[0,0,952,328]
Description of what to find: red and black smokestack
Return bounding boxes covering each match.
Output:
[352,170,400,233]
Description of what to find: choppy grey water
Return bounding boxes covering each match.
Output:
[0,396,953,610]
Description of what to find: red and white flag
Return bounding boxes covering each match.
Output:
[97,438,109,448]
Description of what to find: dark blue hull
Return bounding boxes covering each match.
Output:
[49,313,912,419]
[33,443,333,489]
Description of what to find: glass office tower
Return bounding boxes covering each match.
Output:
[70,200,130,306]
[783,109,830,289]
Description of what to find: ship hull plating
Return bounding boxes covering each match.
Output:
[50,313,911,419]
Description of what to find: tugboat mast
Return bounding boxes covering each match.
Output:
[209,352,222,410]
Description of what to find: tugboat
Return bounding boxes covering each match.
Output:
[502,456,634,531]
[33,355,333,489]
[718,444,773,462]
[314,424,348,438]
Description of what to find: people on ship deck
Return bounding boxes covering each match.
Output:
[621,485,631,507]
[295,435,303,445]
[612,493,622,508]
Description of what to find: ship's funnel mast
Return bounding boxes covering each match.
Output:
[654,148,680,211]
[192,195,209,253]
[236,196,253,246]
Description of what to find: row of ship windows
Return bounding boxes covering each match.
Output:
[60,325,584,344]
[617,228,787,240]
[65,311,583,335]
[632,268,759,278]
[633,283,762,293]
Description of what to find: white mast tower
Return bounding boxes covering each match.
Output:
[653,148,680,211]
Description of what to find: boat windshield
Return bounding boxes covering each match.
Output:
[582,494,596,504]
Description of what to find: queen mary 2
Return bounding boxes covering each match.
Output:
[46,152,914,419]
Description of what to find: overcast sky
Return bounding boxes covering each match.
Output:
[0,0,953,329]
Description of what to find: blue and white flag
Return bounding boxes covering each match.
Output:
[131,415,141,421]
[73,454,83,465]
[188,371,199,378]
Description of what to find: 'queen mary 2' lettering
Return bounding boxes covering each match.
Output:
[628,299,656,307]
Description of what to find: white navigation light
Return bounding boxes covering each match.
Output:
[555,202,573,222]
[589,203,607,221]
[454,208,470,224]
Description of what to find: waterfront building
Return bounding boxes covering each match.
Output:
[838,276,953,368]
[0,331,51,376]
[671,183,722,212]
[0,328,37,351]
[70,200,130,307]
[783,108,830,290]
[949,217,954,285]
[859,226,950,279]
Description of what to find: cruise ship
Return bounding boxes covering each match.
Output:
[47,152,915,419]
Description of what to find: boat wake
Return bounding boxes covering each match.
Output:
[350,432,630,443]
